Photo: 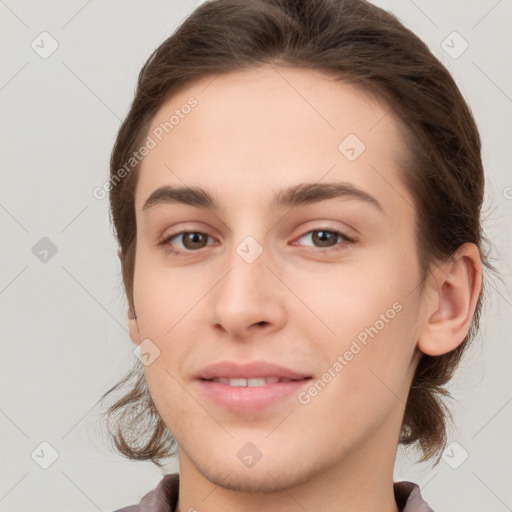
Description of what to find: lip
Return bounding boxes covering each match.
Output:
[196,360,310,380]
[195,361,313,412]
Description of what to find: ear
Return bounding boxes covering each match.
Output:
[417,243,482,356]
[118,248,141,346]
[127,301,141,346]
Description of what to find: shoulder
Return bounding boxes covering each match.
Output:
[394,481,435,512]
[111,473,180,512]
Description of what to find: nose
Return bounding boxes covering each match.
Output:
[206,238,287,342]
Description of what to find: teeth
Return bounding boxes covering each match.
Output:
[210,377,289,387]
[230,378,247,387]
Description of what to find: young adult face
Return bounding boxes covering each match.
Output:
[126,65,476,499]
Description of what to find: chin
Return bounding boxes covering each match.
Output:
[193,454,321,494]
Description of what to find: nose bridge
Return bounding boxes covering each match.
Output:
[206,225,286,336]
[224,214,272,282]
[221,231,272,304]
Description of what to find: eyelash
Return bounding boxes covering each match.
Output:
[159,227,355,257]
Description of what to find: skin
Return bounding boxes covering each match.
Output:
[125,65,482,511]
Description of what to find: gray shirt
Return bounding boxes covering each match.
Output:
[113,473,434,511]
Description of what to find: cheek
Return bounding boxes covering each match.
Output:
[290,251,415,338]
[292,248,420,393]
[296,299,419,442]
[132,255,185,338]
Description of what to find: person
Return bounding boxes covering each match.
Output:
[100,0,492,510]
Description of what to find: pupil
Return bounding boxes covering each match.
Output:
[314,231,334,247]
[186,233,204,248]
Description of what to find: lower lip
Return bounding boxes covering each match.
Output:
[196,379,312,412]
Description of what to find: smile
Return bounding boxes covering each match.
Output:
[208,377,298,386]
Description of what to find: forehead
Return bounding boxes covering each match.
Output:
[135,66,410,215]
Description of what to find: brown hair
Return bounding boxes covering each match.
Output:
[100,0,493,468]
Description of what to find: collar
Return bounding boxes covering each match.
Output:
[116,473,434,512]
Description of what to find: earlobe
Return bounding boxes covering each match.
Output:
[417,243,482,357]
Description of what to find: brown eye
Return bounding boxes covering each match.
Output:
[311,230,340,248]
[296,229,352,249]
[180,232,209,250]
[161,231,215,255]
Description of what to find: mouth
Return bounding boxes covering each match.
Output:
[196,360,311,381]
[205,377,305,386]
[195,361,313,412]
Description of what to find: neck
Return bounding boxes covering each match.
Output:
[175,422,401,512]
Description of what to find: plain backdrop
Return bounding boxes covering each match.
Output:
[1,1,511,510]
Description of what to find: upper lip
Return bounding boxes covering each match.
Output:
[196,361,311,380]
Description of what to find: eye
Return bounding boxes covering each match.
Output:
[160,231,216,255]
[292,228,354,252]
[159,227,355,257]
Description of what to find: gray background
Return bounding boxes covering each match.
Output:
[1,0,511,510]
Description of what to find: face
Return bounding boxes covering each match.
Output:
[129,66,426,492]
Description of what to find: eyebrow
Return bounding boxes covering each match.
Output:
[142,182,384,214]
